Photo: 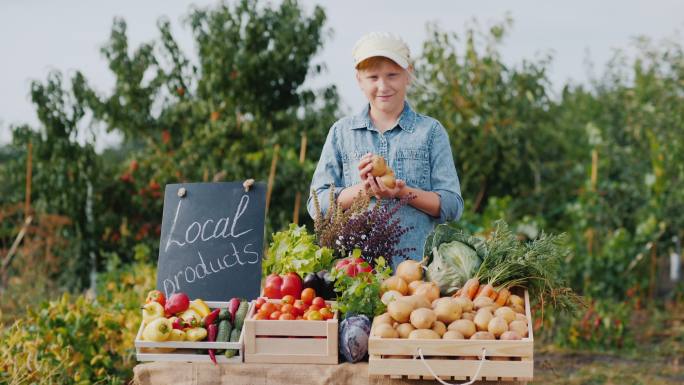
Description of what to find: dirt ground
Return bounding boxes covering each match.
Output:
[532,348,683,385]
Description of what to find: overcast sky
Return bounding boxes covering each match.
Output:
[1,0,683,150]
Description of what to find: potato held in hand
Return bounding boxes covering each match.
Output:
[379,170,396,189]
[370,155,388,177]
[369,155,397,189]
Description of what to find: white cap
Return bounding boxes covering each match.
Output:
[352,32,411,69]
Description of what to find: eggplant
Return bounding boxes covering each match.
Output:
[313,270,335,299]
[303,272,323,294]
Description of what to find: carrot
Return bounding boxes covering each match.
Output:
[495,288,510,306]
[461,278,480,300]
[489,288,499,301]
[477,284,495,299]
[453,288,463,297]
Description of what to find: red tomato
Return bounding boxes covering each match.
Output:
[296,316,304,320]
[269,311,282,320]
[307,310,323,321]
[280,304,295,315]
[319,307,334,320]
[255,297,267,310]
[279,313,295,320]
[308,304,321,312]
[254,312,269,320]
[301,288,316,305]
[312,297,326,308]
[260,302,276,316]
[293,300,307,315]
[281,295,295,305]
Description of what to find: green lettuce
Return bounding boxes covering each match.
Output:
[262,224,334,278]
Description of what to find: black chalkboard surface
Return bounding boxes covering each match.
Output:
[156,182,266,301]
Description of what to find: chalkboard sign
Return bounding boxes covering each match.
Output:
[156,182,266,301]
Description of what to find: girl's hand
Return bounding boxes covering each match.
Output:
[357,153,374,183]
[367,174,406,199]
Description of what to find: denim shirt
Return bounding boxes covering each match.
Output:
[307,101,464,267]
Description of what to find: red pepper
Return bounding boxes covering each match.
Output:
[164,292,190,316]
[170,317,186,330]
[227,298,241,324]
[203,308,221,328]
[263,273,302,299]
[335,257,372,277]
[207,323,218,365]
[281,272,302,299]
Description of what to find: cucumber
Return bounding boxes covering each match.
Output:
[218,308,230,322]
[224,328,240,358]
[216,320,232,354]
[234,301,249,331]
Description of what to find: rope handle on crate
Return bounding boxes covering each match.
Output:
[417,347,487,385]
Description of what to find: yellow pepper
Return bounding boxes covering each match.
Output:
[189,299,211,318]
[186,327,207,342]
[142,317,172,342]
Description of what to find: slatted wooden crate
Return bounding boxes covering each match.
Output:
[135,301,249,363]
[368,290,534,383]
[243,299,338,364]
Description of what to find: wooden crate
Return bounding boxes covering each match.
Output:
[243,299,338,364]
[135,301,249,363]
[368,290,534,383]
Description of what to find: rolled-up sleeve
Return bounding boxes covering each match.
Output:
[430,122,464,223]
[307,123,344,219]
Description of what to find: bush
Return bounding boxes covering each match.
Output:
[0,261,155,384]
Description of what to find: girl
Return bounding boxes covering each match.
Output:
[307,32,463,268]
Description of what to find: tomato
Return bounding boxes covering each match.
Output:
[279,313,295,320]
[254,312,269,320]
[307,310,323,321]
[319,307,334,320]
[312,297,326,308]
[280,304,295,315]
[293,300,307,315]
[308,304,321,312]
[269,311,282,320]
[301,288,316,305]
[260,302,276,316]
[255,297,267,310]
[281,295,295,305]
[296,316,304,320]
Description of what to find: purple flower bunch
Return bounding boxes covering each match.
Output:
[334,194,415,267]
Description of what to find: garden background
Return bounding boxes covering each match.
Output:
[1,0,683,383]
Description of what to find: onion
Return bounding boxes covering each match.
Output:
[382,276,409,295]
[395,259,424,283]
[381,290,403,305]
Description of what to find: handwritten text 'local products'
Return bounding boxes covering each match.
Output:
[162,194,258,296]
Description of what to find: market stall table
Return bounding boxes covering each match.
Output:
[132,362,527,385]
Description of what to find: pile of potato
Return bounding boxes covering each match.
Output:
[373,260,529,341]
